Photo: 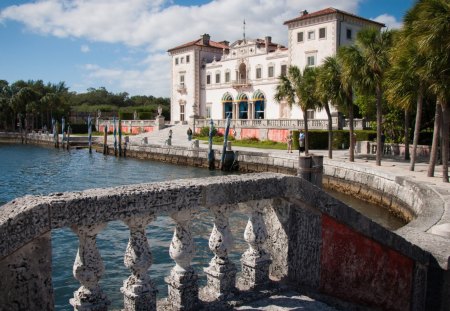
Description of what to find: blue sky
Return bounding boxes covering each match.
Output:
[0,0,415,97]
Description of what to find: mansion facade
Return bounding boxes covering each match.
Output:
[168,8,384,124]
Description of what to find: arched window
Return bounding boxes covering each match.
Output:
[222,93,233,119]
[237,93,248,119]
[238,63,247,84]
[253,90,265,119]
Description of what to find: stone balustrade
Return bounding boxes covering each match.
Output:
[194,118,368,130]
[1,171,446,310]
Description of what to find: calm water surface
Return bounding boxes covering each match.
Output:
[0,143,404,310]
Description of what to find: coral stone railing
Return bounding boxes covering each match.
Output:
[0,173,298,311]
[195,118,368,130]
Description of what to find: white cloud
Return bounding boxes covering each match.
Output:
[373,14,403,30]
[80,44,90,53]
[0,0,362,96]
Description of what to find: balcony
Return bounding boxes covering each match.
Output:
[176,84,187,94]
[232,79,252,89]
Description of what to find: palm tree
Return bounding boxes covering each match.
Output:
[405,0,449,182]
[385,29,427,170]
[354,28,393,166]
[337,46,364,162]
[274,66,318,154]
[316,56,348,159]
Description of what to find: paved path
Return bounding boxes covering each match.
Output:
[133,124,448,187]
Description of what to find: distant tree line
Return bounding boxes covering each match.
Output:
[0,80,170,131]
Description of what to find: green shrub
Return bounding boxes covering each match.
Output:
[291,130,377,150]
[68,123,91,134]
[138,112,153,120]
[199,126,217,137]
[119,112,134,120]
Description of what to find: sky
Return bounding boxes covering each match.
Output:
[0,0,416,97]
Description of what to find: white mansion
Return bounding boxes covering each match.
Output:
[168,8,384,124]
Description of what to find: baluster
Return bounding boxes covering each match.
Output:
[165,210,198,310]
[239,201,272,290]
[70,223,109,311]
[204,205,236,300]
[121,214,157,311]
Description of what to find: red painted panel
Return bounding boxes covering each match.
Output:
[320,215,413,311]
[241,129,259,139]
[268,129,289,142]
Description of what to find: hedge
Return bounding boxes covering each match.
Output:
[138,112,153,120]
[119,112,134,120]
[67,123,91,134]
[292,130,377,150]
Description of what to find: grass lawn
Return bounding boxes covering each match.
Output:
[195,136,287,150]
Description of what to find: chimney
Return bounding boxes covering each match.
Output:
[220,40,229,46]
[201,34,210,45]
[300,10,308,16]
[265,36,272,53]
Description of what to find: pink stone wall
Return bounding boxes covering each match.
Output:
[241,129,260,139]
[320,215,413,311]
[268,129,289,142]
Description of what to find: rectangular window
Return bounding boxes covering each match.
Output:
[180,75,185,87]
[307,55,315,67]
[181,57,184,63]
[307,110,315,119]
[268,66,274,78]
[346,28,352,40]
[206,75,211,85]
[180,104,185,122]
[308,31,315,40]
[256,67,262,79]
[206,104,212,118]
[225,71,230,83]
[297,32,304,43]
[215,73,220,83]
[281,64,287,76]
[175,58,179,65]
[186,55,190,63]
[319,27,326,39]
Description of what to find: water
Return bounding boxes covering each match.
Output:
[0,143,404,310]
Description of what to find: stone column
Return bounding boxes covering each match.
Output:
[70,223,109,311]
[297,156,312,182]
[121,214,157,311]
[239,202,271,290]
[311,155,323,188]
[165,210,198,310]
[203,205,237,300]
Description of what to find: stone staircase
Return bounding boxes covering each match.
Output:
[130,124,194,147]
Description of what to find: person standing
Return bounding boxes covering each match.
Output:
[187,127,193,141]
[287,131,293,153]
[299,130,305,154]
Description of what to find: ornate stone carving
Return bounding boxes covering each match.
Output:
[121,214,157,311]
[70,223,109,311]
[165,210,198,310]
[203,205,237,300]
[239,201,272,290]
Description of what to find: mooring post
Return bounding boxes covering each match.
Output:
[67,124,71,150]
[208,119,215,170]
[103,123,108,155]
[113,116,117,156]
[55,120,59,148]
[88,115,92,153]
[61,117,65,149]
[220,116,231,170]
[118,118,122,157]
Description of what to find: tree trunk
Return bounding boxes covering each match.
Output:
[427,100,442,177]
[404,109,410,161]
[376,85,383,166]
[410,89,423,171]
[440,99,449,182]
[303,110,309,154]
[348,99,355,162]
[324,102,333,159]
